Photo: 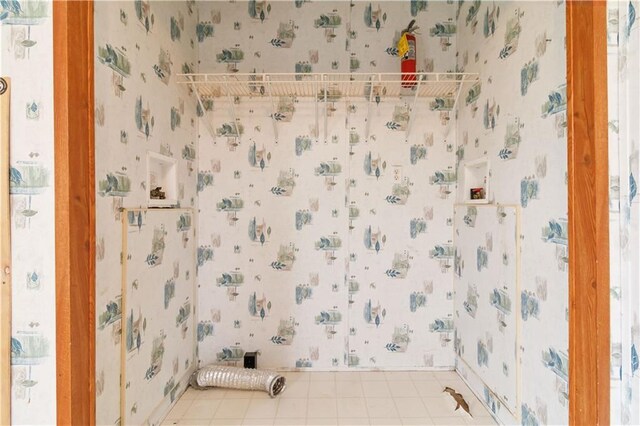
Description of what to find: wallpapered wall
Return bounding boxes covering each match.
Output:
[454,1,568,425]
[94,1,199,425]
[608,1,640,424]
[1,1,56,424]
[121,208,196,425]
[454,205,519,415]
[195,1,460,372]
[0,0,570,424]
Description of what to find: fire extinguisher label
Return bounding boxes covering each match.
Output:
[405,38,415,60]
[397,33,409,58]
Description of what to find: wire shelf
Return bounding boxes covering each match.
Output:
[178,72,479,101]
[178,72,479,143]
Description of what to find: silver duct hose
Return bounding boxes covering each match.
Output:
[189,365,286,397]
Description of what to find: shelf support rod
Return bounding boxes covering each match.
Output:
[323,74,328,143]
[445,76,472,139]
[344,76,349,132]
[345,97,349,131]
[188,75,216,140]
[365,74,375,142]
[314,74,319,142]
[188,75,206,117]
[266,75,278,143]
[225,75,241,144]
[451,76,467,113]
[405,74,423,143]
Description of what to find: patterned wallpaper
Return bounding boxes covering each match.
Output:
[1,1,56,424]
[94,1,198,425]
[0,0,572,424]
[454,205,519,415]
[121,209,196,425]
[195,1,459,372]
[454,1,568,425]
[609,1,640,424]
[196,0,456,75]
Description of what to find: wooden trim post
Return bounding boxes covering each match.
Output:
[53,1,96,424]
[566,1,610,425]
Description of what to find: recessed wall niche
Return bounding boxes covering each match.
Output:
[461,157,490,204]
[146,151,178,208]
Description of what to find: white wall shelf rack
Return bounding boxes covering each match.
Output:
[177,72,479,144]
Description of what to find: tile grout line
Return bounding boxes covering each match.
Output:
[170,372,496,426]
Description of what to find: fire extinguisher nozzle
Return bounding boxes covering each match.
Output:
[405,19,417,34]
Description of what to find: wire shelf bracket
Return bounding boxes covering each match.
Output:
[266,75,278,143]
[178,72,480,143]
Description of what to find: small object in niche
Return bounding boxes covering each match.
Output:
[150,187,166,200]
[470,187,485,200]
[443,386,472,417]
[244,351,258,369]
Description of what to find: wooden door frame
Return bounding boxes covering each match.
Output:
[49,1,610,425]
[566,1,610,425]
[53,1,96,425]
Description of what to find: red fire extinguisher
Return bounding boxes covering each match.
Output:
[400,20,418,88]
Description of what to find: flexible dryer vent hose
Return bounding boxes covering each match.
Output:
[189,365,286,398]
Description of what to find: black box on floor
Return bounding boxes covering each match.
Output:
[244,352,258,369]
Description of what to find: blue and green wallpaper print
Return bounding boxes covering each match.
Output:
[121,209,196,426]
[609,1,640,424]
[197,95,458,373]
[455,1,568,425]
[94,1,199,425]
[89,1,569,425]
[1,0,56,424]
[195,0,458,374]
[454,205,519,416]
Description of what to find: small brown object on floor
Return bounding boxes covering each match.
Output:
[443,386,473,417]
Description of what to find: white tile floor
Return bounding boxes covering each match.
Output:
[162,371,498,426]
